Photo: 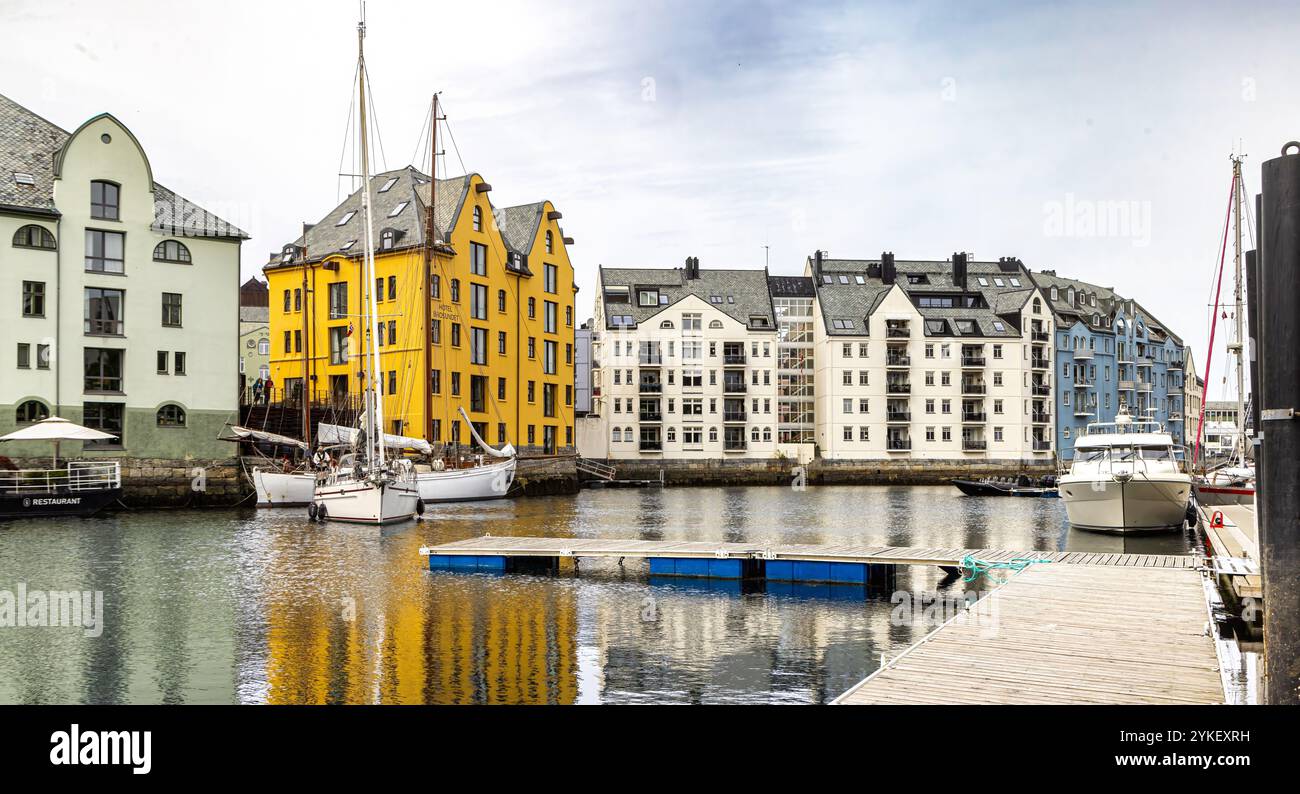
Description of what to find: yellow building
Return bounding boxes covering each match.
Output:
[263,167,578,454]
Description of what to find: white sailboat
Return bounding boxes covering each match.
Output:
[414,407,516,502]
[1196,154,1256,506]
[309,11,419,525]
[221,425,317,505]
[1059,410,1193,533]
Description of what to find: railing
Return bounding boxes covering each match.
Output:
[961,356,986,367]
[885,355,911,367]
[638,382,663,394]
[1031,412,1051,423]
[886,382,911,394]
[0,461,121,494]
[1031,358,1050,369]
[723,353,747,365]
[241,387,364,412]
[724,439,748,451]
[576,458,616,480]
[638,412,662,422]
[639,355,663,365]
[1119,380,1136,391]
[723,380,747,394]
[1073,348,1094,359]
[886,439,911,451]
[638,440,663,452]
[1032,384,1051,396]
[1033,440,1052,451]
[885,326,910,338]
[961,412,987,422]
[723,411,747,422]
[1031,330,1049,342]
[961,383,986,395]
[886,412,911,422]
[962,440,988,451]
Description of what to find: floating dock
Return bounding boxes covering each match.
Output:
[833,562,1224,705]
[418,536,1196,585]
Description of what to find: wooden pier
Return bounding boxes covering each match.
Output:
[833,562,1224,705]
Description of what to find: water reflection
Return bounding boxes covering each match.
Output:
[0,486,1205,704]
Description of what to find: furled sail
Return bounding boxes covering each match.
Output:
[221,425,310,451]
[459,407,516,459]
[316,423,433,456]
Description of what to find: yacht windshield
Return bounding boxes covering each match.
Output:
[1111,445,1137,462]
[1139,446,1173,462]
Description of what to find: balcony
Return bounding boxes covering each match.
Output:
[723,411,747,423]
[1031,357,1050,369]
[885,323,910,339]
[639,355,662,366]
[723,439,748,452]
[1073,348,1094,359]
[886,411,911,422]
[1031,330,1049,342]
[1033,439,1052,452]
[886,439,911,451]
[723,353,747,366]
[638,381,662,394]
[885,354,911,367]
[1137,381,1154,392]
[960,356,986,367]
[638,440,663,452]
[961,412,987,423]
[1119,380,1136,391]
[885,381,911,394]
[962,439,988,451]
[638,412,662,422]
[1073,405,1095,417]
[961,382,986,395]
[723,380,747,394]
[1073,378,1095,389]
[1032,384,1051,397]
[1031,412,1051,424]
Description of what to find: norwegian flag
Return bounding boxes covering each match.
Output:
[346,322,354,337]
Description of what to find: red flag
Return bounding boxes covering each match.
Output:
[346,322,354,337]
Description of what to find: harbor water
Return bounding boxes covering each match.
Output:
[0,485,1208,704]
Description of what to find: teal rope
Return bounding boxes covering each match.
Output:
[958,554,1053,583]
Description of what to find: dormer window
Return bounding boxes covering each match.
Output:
[749,316,770,328]
[381,230,396,250]
[955,319,977,334]
[637,289,659,307]
[90,180,120,221]
[1089,293,1096,306]
[13,172,35,187]
[336,210,356,226]
[1050,286,1059,301]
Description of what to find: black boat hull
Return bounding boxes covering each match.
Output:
[0,488,121,519]
[952,479,1058,498]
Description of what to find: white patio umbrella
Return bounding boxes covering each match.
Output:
[0,416,118,466]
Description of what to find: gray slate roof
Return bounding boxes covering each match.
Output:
[496,201,545,254]
[0,92,247,238]
[1028,269,1181,345]
[813,257,1031,338]
[240,306,269,324]
[600,266,775,330]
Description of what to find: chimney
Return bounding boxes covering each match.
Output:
[881,251,896,285]
[813,250,823,280]
[953,252,968,290]
[684,256,700,280]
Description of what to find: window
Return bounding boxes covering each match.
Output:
[566,305,573,326]
[22,281,45,317]
[336,210,356,226]
[328,282,348,319]
[473,206,483,232]
[174,351,186,375]
[388,275,397,300]
[83,402,123,448]
[450,279,460,303]
[157,350,169,373]
[470,327,487,365]
[388,201,409,218]
[161,293,183,327]
[528,297,536,318]
[498,330,507,355]
[84,348,124,392]
[543,340,557,374]
[157,404,186,427]
[431,369,441,394]
[470,242,487,275]
[470,283,488,320]
[379,177,399,193]
[329,326,348,364]
[16,400,49,423]
[153,240,191,263]
[544,264,557,294]
[85,230,125,273]
[498,289,507,313]
[90,180,120,220]
[431,319,441,345]
[544,301,557,334]
[12,224,55,249]
[35,343,49,369]
[451,323,461,347]
[259,338,269,355]
[16,343,30,368]
[545,230,553,254]
[430,273,441,299]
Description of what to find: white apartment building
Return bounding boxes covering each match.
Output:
[590,259,780,459]
[809,252,1053,463]
[1,93,246,460]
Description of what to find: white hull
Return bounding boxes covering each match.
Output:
[416,458,516,502]
[253,468,316,506]
[313,478,419,525]
[1059,477,1191,533]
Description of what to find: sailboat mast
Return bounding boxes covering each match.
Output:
[1231,155,1247,467]
[301,223,311,444]
[423,95,437,445]
[357,13,385,468]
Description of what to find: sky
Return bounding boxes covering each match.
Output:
[5,0,1298,403]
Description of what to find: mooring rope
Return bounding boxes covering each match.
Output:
[958,553,1054,583]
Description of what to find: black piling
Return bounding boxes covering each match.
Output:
[1258,142,1300,704]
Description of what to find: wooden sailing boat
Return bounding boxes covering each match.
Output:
[413,95,516,503]
[1195,155,1256,507]
[309,9,420,524]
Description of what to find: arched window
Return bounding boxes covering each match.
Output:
[16,400,49,423]
[763,427,772,442]
[708,427,718,442]
[751,427,760,442]
[1050,286,1058,301]
[153,239,192,263]
[659,320,674,329]
[612,427,622,442]
[1032,297,1041,313]
[708,319,724,329]
[545,230,553,254]
[90,180,120,220]
[157,404,186,427]
[13,224,55,250]
[258,338,270,355]
[473,206,483,232]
